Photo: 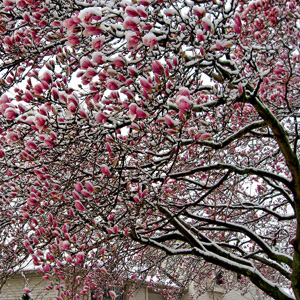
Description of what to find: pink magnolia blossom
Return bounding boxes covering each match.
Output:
[164,8,176,17]
[92,52,107,64]
[136,108,148,119]
[133,196,140,203]
[101,165,111,176]
[48,213,53,223]
[123,17,140,31]
[151,60,164,76]
[125,31,140,50]
[106,228,113,234]
[59,240,70,250]
[32,237,39,245]
[202,17,214,32]
[113,225,118,234]
[165,115,179,127]
[193,6,206,18]
[24,288,31,294]
[113,56,126,68]
[140,77,152,91]
[75,252,84,263]
[25,90,34,102]
[23,12,31,23]
[72,190,81,200]
[85,181,94,192]
[101,247,106,255]
[95,112,108,124]
[40,71,52,84]
[127,66,138,77]
[7,132,19,143]
[108,291,117,299]
[201,133,211,139]
[142,32,157,50]
[176,96,191,112]
[80,57,94,69]
[138,0,151,6]
[195,132,211,141]
[81,188,91,196]
[4,108,17,120]
[46,253,55,261]
[66,255,73,263]
[141,24,152,30]
[234,14,242,27]
[69,208,75,217]
[35,114,47,131]
[83,26,102,36]
[107,79,121,90]
[3,36,13,47]
[129,102,137,114]
[216,40,224,50]
[233,22,241,34]
[118,73,126,82]
[44,138,54,147]
[85,67,97,78]
[196,29,205,42]
[74,182,83,192]
[74,200,85,211]
[92,36,105,50]
[34,83,44,94]
[137,7,148,18]
[125,6,139,17]
[66,35,80,46]
[63,18,79,31]
[178,87,190,98]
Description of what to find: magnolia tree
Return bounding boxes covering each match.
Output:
[0,0,299,299]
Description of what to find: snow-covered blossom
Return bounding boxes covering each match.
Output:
[92,36,105,50]
[123,17,140,31]
[125,32,140,49]
[142,32,157,50]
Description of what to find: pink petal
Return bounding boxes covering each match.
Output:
[74,182,83,192]
[74,200,85,211]
[80,57,93,69]
[193,6,206,18]
[101,165,111,176]
[26,141,38,150]
[238,83,243,94]
[72,190,81,200]
[123,17,139,31]
[196,29,205,42]
[140,77,152,90]
[83,26,102,37]
[125,6,139,17]
[107,79,121,90]
[85,181,95,192]
[113,225,118,234]
[59,240,70,250]
[109,291,117,299]
[151,60,164,76]
[95,112,108,124]
[142,32,157,50]
[165,115,179,127]
[136,108,148,118]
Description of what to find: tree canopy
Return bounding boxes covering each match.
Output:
[0,0,300,299]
